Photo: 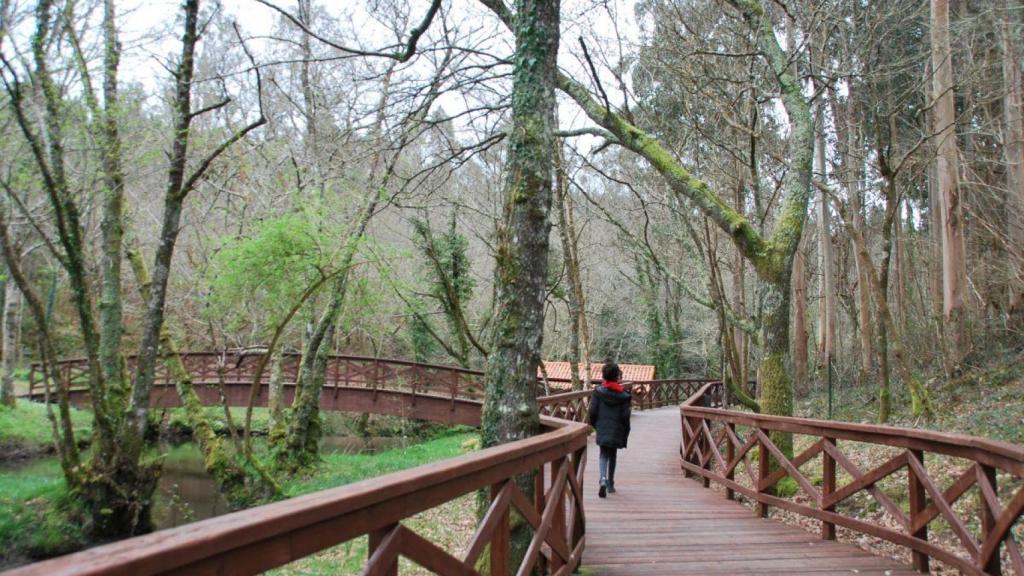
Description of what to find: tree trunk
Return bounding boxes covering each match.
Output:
[792,241,809,394]
[733,173,749,389]
[849,155,874,383]
[759,272,797,457]
[97,0,128,412]
[1,278,19,408]
[931,0,968,353]
[1002,0,1024,315]
[479,3,559,567]
[555,145,584,391]
[894,207,908,334]
[268,348,286,441]
[125,0,200,460]
[815,114,836,374]
[481,0,559,448]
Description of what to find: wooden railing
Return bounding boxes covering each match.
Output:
[680,383,1024,575]
[6,396,588,576]
[538,378,716,422]
[27,353,487,402]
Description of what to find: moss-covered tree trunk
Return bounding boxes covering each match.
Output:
[94,0,128,417]
[1,278,18,408]
[480,0,559,448]
[478,0,560,570]
[7,0,265,536]
[792,242,809,394]
[122,0,201,466]
[279,314,336,470]
[267,348,286,441]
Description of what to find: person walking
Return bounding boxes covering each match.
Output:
[588,361,631,498]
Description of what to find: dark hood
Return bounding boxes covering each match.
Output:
[594,385,631,405]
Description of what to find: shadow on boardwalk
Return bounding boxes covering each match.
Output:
[582,407,918,575]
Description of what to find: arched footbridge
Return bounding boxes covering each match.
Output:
[8,353,1024,575]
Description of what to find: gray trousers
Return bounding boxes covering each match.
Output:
[598,446,617,485]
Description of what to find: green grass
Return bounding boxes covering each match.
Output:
[283,430,478,496]
[0,402,92,455]
[0,459,87,565]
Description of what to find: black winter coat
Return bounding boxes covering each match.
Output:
[588,385,631,449]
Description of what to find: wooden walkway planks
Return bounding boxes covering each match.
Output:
[581,407,919,575]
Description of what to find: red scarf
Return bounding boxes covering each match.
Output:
[602,380,624,393]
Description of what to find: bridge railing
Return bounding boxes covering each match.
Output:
[538,378,717,422]
[680,383,1024,575]
[8,412,589,576]
[27,353,486,402]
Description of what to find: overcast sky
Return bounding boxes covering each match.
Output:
[112,0,643,147]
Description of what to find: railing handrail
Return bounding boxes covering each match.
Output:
[681,381,718,407]
[683,404,1024,475]
[6,410,590,576]
[28,352,487,378]
[538,378,715,401]
[538,379,719,425]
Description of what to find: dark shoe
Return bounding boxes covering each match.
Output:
[598,478,607,498]
[607,482,616,494]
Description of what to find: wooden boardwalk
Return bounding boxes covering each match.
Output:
[582,407,919,575]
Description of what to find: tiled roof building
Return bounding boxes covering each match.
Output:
[538,361,655,390]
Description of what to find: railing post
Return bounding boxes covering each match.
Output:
[822,437,836,540]
[534,463,547,573]
[700,418,711,488]
[757,428,769,518]
[490,482,510,576]
[908,449,929,573]
[979,464,1001,575]
[680,410,690,478]
[550,459,567,572]
[725,422,736,501]
[572,446,587,549]
[368,523,399,576]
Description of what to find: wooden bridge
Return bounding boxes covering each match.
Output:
[8,354,1024,575]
